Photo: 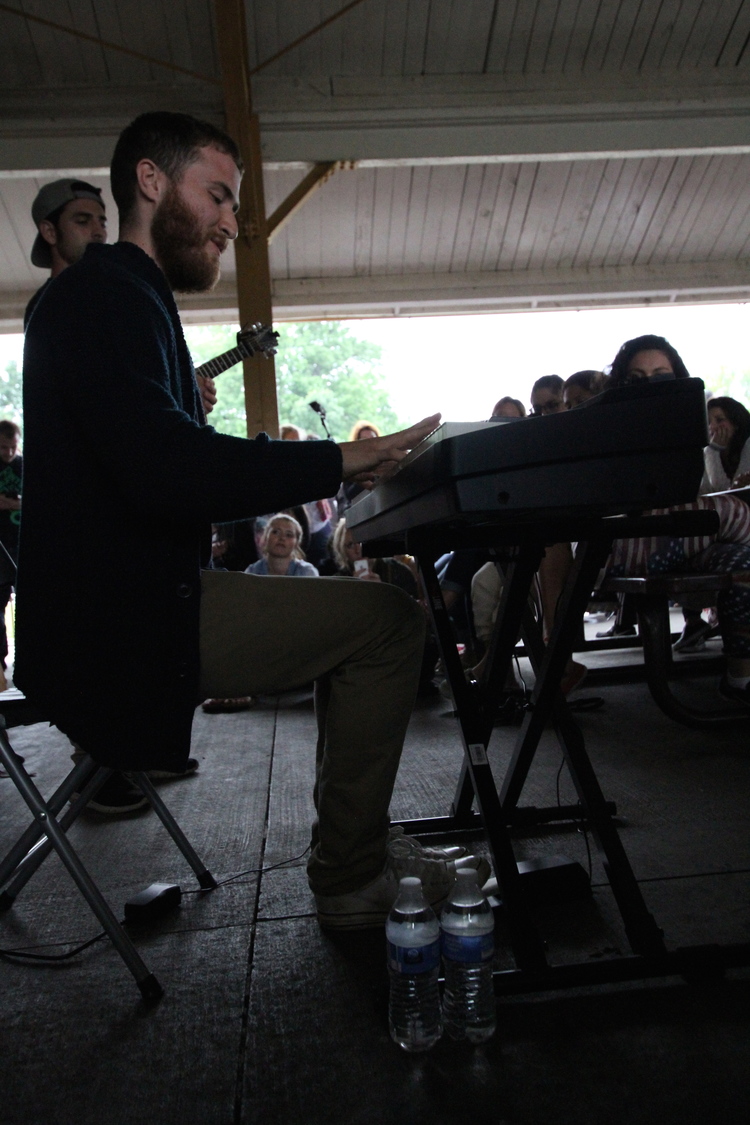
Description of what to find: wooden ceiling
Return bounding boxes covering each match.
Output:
[2,0,750,326]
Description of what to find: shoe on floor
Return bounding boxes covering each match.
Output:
[143,757,199,781]
[315,838,491,930]
[74,772,150,815]
[596,622,637,639]
[719,676,750,709]
[673,619,713,653]
[201,697,256,713]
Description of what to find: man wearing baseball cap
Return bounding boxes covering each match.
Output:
[26,178,107,327]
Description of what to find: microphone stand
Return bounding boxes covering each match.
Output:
[308,401,333,441]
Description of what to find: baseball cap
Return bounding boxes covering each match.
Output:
[30,179,104,268]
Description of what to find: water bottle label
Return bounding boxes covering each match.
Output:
[387,938,441,974]
[441,931,494,963]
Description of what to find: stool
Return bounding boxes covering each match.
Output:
[601,572,743,728]
[0,710,217,1004]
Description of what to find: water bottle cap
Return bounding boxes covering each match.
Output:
[399,877,421,888]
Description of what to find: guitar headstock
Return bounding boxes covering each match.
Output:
[237,322,280,360]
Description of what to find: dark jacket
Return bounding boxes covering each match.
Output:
[16,241,342,771]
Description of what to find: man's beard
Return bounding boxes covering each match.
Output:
[152,184,223,293]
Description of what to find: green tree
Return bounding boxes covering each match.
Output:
[184,321,401,440]
[0,361,23,427]
[185,324,247,437]
[703,366,750,403]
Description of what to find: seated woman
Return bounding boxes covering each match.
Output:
[604,334,750,704]
[333,519,438,693]
[332,519,416,595]
[203,515,318,713]
[701,396,750,494]
[491,395,526,419]
[245,513,319,577]
[563,369,609,409]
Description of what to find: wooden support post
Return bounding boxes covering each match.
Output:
[214,0,279,438]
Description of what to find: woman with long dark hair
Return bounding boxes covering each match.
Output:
[608,334,690,386]
[702,396,750,493]
[602,336,750,701]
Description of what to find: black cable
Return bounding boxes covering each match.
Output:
[182,844,312,893]
[0,928,108,963]
[0,845,313,962]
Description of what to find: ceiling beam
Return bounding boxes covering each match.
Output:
[3,71,750,171]
[248,0,368,76]
[0,2,219,85]
[4,259,750,332]
[267,161,351,243]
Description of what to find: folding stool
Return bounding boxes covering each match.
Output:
[0,704,217,1003]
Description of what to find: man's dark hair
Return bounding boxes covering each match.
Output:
[531,374,564,396]
[43,181,104,231]
[0,420,20,441]
[110,112,243,225]
[608,334,690,386]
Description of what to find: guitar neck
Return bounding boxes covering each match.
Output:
[195,341,251,380]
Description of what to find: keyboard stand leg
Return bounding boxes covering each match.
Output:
[413,546,550,974]
[502,537,667,957]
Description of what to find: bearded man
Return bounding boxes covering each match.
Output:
[17,112,485,928]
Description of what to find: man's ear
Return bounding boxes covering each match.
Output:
[37,219,57,248]
[134,158,169,206]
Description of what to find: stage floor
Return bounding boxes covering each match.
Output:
[0,663,748,1125]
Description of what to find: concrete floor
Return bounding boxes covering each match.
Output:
[0,661,749,1125]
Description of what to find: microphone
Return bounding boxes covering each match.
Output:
[309,400,333,441]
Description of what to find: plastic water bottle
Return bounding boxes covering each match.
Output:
[440,868,496,1042]
[386,876,443,1052]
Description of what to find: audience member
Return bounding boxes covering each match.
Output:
[332,520,416,595]
[245,514,319,577]
[701,396,750,493]
[530,375,564,416]
[491,396,526,419]
[333,520,439,694]
[350,420,381,441]
[563,370,608,409]
[602,336,750,702]
[210,520,259,572]
[0,420,22,675]
[608,334,690,386]
[281,424,302,441]
[305,498,335,570]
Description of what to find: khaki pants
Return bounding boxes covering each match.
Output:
[199,569,425,895]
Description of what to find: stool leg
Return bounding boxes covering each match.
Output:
[0,763,115,909]
[0,726,162,1003]
[637,596,741,728]
[130,772,217,890]
[0,755,99,889]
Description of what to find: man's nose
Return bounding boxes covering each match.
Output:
[220,208,239,241]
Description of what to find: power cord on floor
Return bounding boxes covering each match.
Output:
[182,843,311,893]
[0,844,313,963]
[0,929,109,964]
